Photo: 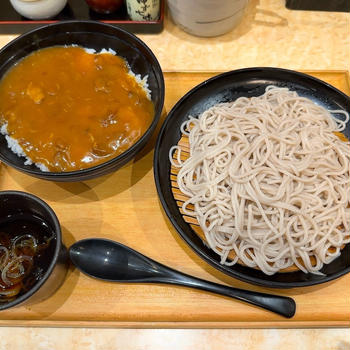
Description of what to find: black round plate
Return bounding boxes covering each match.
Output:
[154,67,350,289]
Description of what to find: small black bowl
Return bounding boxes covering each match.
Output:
[154,67,350,289]
[0,20,164,182]
[0,190,68,311]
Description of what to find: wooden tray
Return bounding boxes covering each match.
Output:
[0,71,349,328]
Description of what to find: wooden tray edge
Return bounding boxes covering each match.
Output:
[0,320,349,329]
[163,69,350,75]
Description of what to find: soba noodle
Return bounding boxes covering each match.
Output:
[170,86,350,275]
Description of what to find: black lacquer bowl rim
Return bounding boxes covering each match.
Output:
[154,67,350,289]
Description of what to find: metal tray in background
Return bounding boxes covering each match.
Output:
[0,0,164,34]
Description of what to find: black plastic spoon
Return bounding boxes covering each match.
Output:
[69,238,296,318]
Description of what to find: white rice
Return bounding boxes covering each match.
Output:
[128,69,151,100]
[0,46,152,172]
[0,124,49,171]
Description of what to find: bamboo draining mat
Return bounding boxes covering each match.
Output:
[0,71,349,328]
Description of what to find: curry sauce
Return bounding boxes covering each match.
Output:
[0,46,154,171]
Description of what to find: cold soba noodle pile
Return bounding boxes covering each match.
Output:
[170,86,350,275]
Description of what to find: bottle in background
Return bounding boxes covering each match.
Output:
[126,0,160,21]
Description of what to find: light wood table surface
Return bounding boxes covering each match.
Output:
[0,0,349,348]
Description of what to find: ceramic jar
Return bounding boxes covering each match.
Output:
[167,0,249,37]
[126,0,160,21]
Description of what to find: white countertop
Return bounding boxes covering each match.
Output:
[0,327,348,349]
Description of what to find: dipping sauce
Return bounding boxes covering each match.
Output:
[0,214,55,302]
[0,46,154,172]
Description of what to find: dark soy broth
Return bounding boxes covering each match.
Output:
[0,213,56,302]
